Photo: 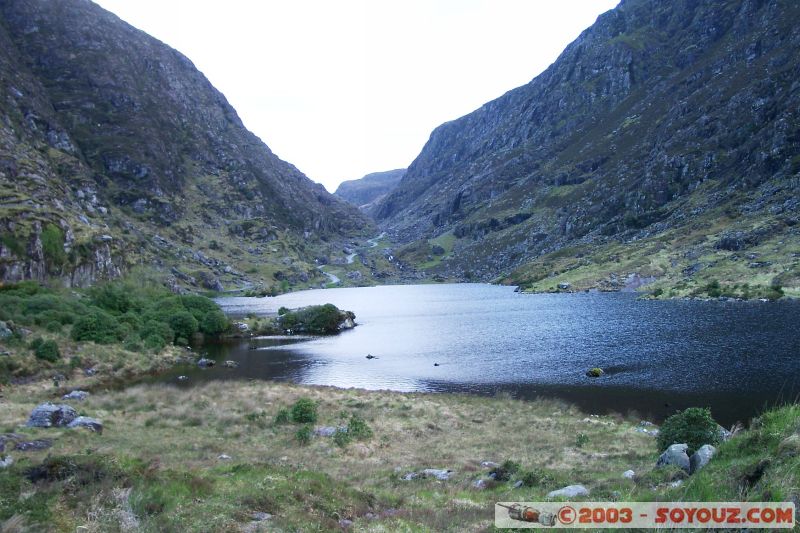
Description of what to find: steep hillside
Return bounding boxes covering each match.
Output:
[376,0,799,297]
[334,168,404,215]
[0,0,370,291]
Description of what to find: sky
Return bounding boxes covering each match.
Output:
[93,0,619,193]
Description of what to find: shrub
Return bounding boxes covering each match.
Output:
[41,223,66,269]
[657,407,721,455]
[278,306,289,316]
[295,425,312,446]
[278,304,351,334]
[140,320,174,348]
[705,280,722,298]
[123,334,143,353]
[290,397,318,424]
[518,468,555,487]
[490,460,521,482]
[167,311,199,341]
[347,414,373,440]
[199,310,228,336]
[333,428,351,448]
[71,309,123,344]
[575,433,589,448]
[33,338,60,362]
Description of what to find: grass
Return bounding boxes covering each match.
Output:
[1,375,797,531]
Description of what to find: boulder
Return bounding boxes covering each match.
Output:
[656,443,690,473]
[68,416,103,434]
[547,484,590,498]
[422,468,453,480]
[0,455,12,469]
[14,439,53,451]
[0,321,12,339]
[197,358,215,368]
[27,403,77,428]
[472,478,488,490]
[177,375,189,381]
[62,390,90,401]
[689,444,716,474]
[314,426,345,437]
[558,282,571,290]
[622,469,635,479]
[222,360,239,368]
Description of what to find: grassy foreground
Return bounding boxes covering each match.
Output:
[1,377,798,532]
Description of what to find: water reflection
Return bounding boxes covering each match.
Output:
[156,284,800,426]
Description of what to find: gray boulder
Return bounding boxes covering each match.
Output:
[547,484,590,498]
[222,360,239,368]
[0,321,12,339]
[689,444,716,474]
[67,416,103,434]
[314,426,346,437]
[27,403,77,428]
[622,469,635,479]
[197,358,215,368]
[0,455,12,468]
[62,390,90,401]
[656,443,690,473]
[422,468,453,480]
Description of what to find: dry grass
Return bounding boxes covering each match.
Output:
[0,379,659,531]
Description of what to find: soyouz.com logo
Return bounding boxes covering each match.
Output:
[494,502,796,528]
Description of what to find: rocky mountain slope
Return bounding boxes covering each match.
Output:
[0,0,370,291]
[334,168,404,215]
[376,0,799,297]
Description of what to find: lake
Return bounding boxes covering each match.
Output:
[161,284,800,426]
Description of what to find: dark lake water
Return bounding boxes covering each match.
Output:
[161,284,800,426]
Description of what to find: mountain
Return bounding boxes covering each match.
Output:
[376,0,799,297]
[334,169,405,215]
[0,0,370,291]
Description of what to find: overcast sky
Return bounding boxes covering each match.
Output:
[93,0,619,192]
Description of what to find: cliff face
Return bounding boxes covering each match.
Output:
[334,169,405,215]
[0,0,370,289]
[376,0,800,292]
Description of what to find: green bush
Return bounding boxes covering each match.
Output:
[333,428,351,448]
[199,310,229,335]
[278,306,289,316]
[490,460,521,482]
[657,407,721,454]
[41,223,66,269]
[705,280,722,298]
[347,414,373,440]
[71,309,123,344]
[32,338,60,362]
[575,433,589,448]
[278,304,352,334]
[168,311,199,341]
[518,468,555,487]
[290,398,318,424]
[295,425,313,446]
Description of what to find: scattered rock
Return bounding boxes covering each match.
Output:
[422,468,453,480]
[68,416,103,434]
[62,390,90,401]
[585,367,604,377]
[0,350,10,356]
[547,484,590,498]
[338,519,353,529]
[401,472,419,481]
[217,454,232,460]
[84,367,98,376]
[251,512,272,521]
[27,403,77,428]
[472,479,488,490]
[558,282,571,290]
[197,358,215,368]
[365,354,378,359]
[669,479,684,488]
[0,321,13,339]
[689,444,716,474]
[513,480,524,488]
[314,426,345,437]
[622,469,635,479]
[433,363,440,367]
[0,455,12,468]
[15,439,53,451]
[222,360,239,368]
[656,443,690,473]
[480,461,499,469]
[177,375,189,381]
